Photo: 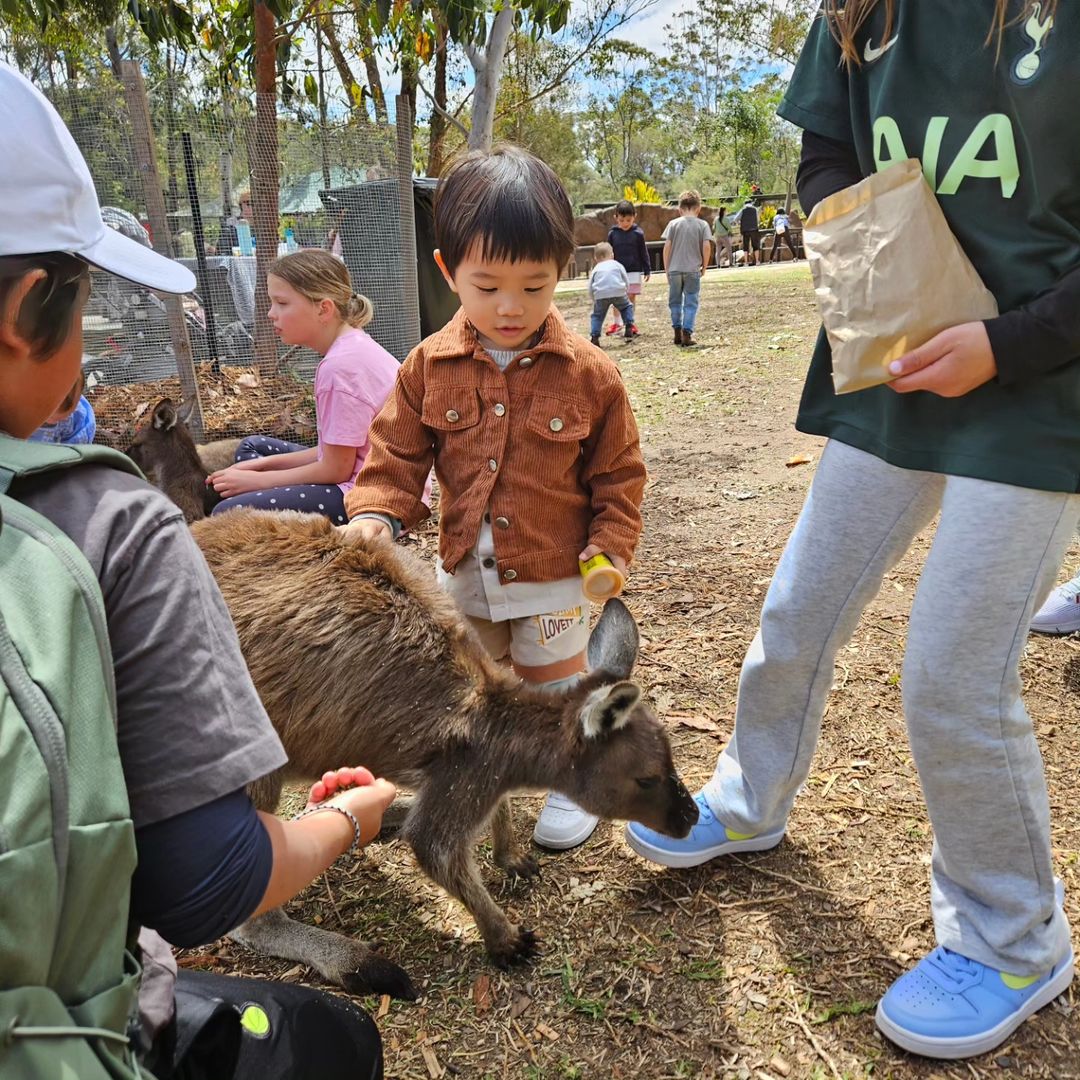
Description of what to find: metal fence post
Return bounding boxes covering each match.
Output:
[395,94,421,354]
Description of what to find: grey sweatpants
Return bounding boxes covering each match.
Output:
[705,439,1079,974]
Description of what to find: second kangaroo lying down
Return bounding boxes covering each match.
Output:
[192,510,698,997]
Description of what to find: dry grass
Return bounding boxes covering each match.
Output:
[181,265,1080,1079]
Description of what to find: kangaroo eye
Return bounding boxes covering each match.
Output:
[635,777,660,790]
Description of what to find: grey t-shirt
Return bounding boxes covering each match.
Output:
[17,465,286,826]
[661,214,711,273]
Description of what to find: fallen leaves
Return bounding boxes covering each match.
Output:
[785,452,814,467]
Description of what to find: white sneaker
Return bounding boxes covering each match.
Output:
[532,793,599,850]
[1030,573,1080,635]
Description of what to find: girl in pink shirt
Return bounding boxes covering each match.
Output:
[209,250,399,523]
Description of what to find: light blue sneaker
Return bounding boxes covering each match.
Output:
[624,791,784,868]
[876,945,1075,1059]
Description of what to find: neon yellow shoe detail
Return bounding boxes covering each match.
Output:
[724,827,756,841]
[1000,972,1040,990]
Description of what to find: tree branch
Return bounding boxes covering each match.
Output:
[416,75,470,138]
[493,0,659,122]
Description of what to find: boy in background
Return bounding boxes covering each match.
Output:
[662,190,711,348]
[588,241,634,346]
[606,200,650,336]
[736,198,762,266]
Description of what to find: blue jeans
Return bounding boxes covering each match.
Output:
[590,296,633,337]
[668,271,702,331]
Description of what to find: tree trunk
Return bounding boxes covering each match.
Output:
[399,51,418,136]
[252,0,281,377]
[425,20,449,176]
[318,10,361,112]
[355,7,388,124]
[105,25,123,75]
[466,7,515,151]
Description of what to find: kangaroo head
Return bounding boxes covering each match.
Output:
[126,397,202,475]
[556,600,699,839]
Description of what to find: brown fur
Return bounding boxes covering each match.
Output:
[191,509,698,998]
[125,398,239,522]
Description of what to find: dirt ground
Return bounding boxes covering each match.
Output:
[183,265,1080,1079]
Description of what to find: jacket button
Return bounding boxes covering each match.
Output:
[519,357,533,368]
[494,516,510,529]
[493,403,506,417]
[488,459,498,471]
[445,409,460,422]
[482,557,495,569]
[503,569,518,581]
[549,417,564,432]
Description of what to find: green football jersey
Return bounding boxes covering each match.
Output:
[780,1,1080,492]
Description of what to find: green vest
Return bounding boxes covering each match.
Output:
[0,437,150,1079]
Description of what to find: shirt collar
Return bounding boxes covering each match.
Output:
[426,305,578,364]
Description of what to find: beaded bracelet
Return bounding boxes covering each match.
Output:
[294,804,361,856]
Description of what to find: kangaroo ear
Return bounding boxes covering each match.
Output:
[586,597,639,680]
[580,681,641,739]
[177,399,195,427]
[152,398,179,431]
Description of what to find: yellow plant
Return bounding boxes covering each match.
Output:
[623,179,662,205]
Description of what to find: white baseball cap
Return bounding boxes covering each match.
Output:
[0,60,195,294]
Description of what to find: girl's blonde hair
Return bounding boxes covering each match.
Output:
[267,249,374,329]
[822,0,1058,65]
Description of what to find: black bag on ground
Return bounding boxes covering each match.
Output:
[151,969,383,1080]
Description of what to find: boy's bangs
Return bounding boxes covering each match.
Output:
[435,146,575,274]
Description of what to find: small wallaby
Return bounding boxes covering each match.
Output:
[125,398,241,522]
[191,509,699,1000]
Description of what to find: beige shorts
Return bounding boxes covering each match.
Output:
[466,607,589,681]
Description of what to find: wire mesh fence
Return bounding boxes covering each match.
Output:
[50,64,423,447]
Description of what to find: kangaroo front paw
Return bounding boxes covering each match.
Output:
[341,956,419,1001]
[488,926,541,968]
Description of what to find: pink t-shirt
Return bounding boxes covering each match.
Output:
[315,326,399,494]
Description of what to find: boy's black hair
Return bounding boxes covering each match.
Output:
[435,145,575,275]
[614,200,636,217]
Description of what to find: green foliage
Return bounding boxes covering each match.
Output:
[559,959,613,1020]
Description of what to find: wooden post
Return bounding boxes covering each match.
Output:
[251,0,282,378]
[119,60,204,440]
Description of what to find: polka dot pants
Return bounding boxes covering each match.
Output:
[211,435,348,523]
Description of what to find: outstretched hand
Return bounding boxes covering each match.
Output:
[306,765,397,849]
[887,322,996,397]
[306,765,375,808]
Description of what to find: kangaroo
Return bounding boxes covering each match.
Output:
[125,398,241,522]
[190,509,699,1001]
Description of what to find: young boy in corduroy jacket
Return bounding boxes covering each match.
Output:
[343,146,647,852]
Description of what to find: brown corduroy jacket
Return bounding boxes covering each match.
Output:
[346,306,646,584]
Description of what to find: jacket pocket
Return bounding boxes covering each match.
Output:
[422,387,481,432]
[525,395,590,443]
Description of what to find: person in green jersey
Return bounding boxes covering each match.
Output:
[627,0,1078,1061]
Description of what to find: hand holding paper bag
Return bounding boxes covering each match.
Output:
[804,158,998,394]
